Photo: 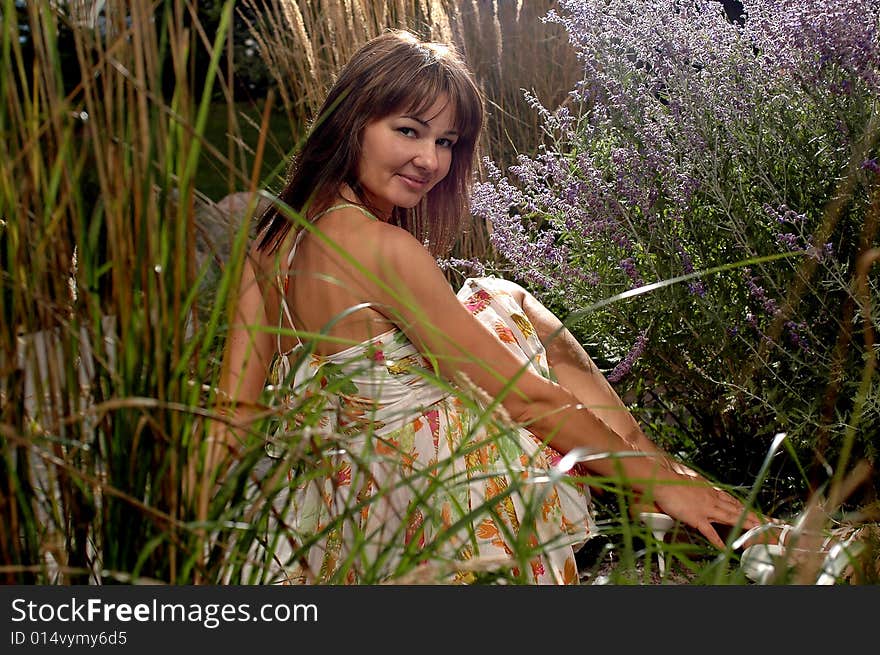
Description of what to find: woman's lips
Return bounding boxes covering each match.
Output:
[397,173,430,189]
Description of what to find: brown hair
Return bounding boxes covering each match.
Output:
[256,30,484,256]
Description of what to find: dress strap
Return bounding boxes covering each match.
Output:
[275,229,306,357]
[312,202,379,222]
[274,202,378,357]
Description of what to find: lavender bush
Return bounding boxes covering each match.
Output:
[471,0,880,507]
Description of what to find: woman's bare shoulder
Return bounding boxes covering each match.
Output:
[296,208,436,288]
[311,206,412,245]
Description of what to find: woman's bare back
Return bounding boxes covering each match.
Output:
[268,205,402,356]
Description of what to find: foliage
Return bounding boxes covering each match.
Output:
[471,0,880,510]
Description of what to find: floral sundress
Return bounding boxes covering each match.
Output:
[263,276,595,585]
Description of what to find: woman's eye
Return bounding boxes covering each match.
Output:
[437,138,456,148]
[397,127,417,137]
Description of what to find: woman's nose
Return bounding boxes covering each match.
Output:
[413,141,439,172]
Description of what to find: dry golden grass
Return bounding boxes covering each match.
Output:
[247,0,577,168]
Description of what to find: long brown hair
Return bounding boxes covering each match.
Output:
[256,30,484,257]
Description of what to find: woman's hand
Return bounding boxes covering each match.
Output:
[648,469,762,550]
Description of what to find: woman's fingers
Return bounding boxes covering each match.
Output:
[699,521,727,550]
[674,491,760,550]
[652,475,768,551]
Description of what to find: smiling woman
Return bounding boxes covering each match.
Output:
[202,30,761,585]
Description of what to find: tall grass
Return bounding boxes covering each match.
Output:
[246,1,578,167]
[0,0,253,583]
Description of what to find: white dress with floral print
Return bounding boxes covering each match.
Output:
[267,276,595,584]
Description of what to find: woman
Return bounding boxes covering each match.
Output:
[207,30,760,584]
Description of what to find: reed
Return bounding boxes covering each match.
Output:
[0,0,253,583]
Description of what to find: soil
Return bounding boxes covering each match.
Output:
[575,533,705,585]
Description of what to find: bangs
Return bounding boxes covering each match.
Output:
[396,68,482,143]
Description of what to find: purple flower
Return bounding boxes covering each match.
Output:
[688,281,707,297]
[764,204,807,225]
[619,257,644,288]
[862,159,880,174]
[776,233,800,251]
[436,257,486,276]
[465,0,873,403]
[785,321,810,352]
[608,330,648,383]
[743,268,780,317]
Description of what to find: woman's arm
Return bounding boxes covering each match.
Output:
[191,253,276,517]
[517,283,694,472]
[214,254,276,431]
[351,226,759,548]
[515,281,713,525]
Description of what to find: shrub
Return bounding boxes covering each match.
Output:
[471,0,880,511]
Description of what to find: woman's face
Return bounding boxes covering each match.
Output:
[356,95,458,218]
